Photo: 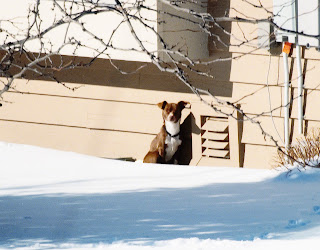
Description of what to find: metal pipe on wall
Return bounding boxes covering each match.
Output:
[295,0,304,135]
[283,43,290,152]
[296,44,304,134]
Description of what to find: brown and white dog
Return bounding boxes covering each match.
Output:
[143,101,188,164]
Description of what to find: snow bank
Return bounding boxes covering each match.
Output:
[2,142,320,249]
[0,142,278,196]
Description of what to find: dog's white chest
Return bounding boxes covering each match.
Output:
[164,120,181,162]
[165,135,181,162]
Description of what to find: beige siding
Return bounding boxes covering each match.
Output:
[226,0,320,168]
[243,144,278,169]
[0,120,154,160]
[2,48,320,169]
[0,77,193,162]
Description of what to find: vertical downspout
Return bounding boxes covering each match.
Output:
[283,42,290,154]
[296,45,303,134]
[295,0,304,134]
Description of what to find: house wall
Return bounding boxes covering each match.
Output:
[1,0,157,62]
[0,53,232,164]
[227,0,320,168]
[1,0,208,62]
[1,0,320,169]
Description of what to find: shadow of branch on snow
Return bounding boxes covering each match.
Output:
[1,175,320,247]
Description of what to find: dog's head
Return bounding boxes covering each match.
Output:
[157,101,189,123]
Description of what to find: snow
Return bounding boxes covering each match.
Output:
[2,142,320,249]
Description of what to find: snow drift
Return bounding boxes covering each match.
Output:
[2,142,320,249]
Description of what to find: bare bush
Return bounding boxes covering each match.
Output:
[276,129,320,169]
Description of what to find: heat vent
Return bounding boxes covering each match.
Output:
[201,116,230,159]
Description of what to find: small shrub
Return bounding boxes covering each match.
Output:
[276,129,320,169]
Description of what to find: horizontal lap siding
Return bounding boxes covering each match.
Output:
[229,53,320,121]
[2,48,320,168]
[230,53,320,91]
[0,78,193,161]
[242,115,320,145]
[0,93,161,160]
[243,144,279,169]
[0,92,160,160]
[0,120,154,160]
[0,92,162,134]
[9,79,196,104]
[228,0,319,169]
[230,53,320,168]
[0,52,230,165]
[233,83,320,121]
[227,0,320,168]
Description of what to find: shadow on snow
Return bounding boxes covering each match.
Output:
[1,174,320,247]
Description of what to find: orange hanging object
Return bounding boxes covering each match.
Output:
[282,42,292,54]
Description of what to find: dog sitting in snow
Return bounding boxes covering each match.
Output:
[143,101,188,164]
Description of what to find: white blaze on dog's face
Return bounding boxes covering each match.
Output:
[157,101,188,123]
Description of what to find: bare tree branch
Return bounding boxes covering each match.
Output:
[0,0,317,168]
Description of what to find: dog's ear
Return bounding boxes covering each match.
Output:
[157,101,167,110]
[178,101,189,110]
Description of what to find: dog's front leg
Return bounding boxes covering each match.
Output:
[157,130,167,160]
[157,141,165,158]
